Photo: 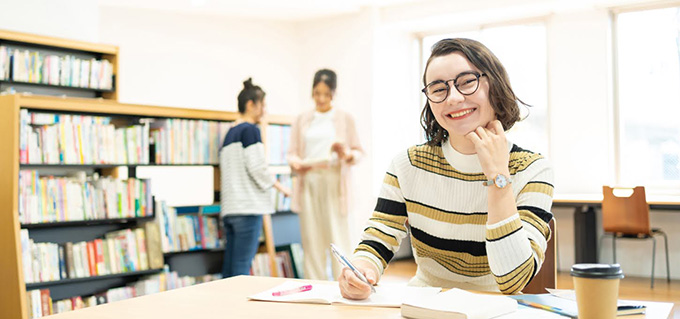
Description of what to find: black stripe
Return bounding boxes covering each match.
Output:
[411,226,487,257]
[517,206,553,223]
[359,240,394,264]
[375,198,407,216]
[363,226,397,241]
[410,155,486,177]
[405,198,488,216]
[486,226,523,242]
[385,172,398,179]
[525,180,554,188]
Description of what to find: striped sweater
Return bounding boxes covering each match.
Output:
[353,140,554,294]
[219,122,275,217]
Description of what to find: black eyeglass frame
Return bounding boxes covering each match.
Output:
[421,72,487,103]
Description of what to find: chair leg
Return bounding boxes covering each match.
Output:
[651,237,657,289]
[660,231,671,283]
[598,234,605,263]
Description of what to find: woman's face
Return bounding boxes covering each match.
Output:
[312,82,333,112]
[253,98,266,122]
[425,52,496,138]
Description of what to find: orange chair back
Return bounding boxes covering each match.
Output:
[602,186,651,236]
[523,218,556,294]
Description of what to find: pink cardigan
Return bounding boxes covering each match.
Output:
[287,109,364,216]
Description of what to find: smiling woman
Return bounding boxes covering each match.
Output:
[339,38,555,299]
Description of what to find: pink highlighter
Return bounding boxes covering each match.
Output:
[271,284,313,296]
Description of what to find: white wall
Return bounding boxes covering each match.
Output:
[98,6,302,115]
[0,0,99,42]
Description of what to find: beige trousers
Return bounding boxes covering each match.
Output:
[299,167,351,280]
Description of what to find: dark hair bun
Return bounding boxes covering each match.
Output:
[243,78,254,89]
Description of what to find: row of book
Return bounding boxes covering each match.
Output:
[18,110,248,165]
[156,201,221,253]
[267,124,291,165]
[26,270,222,319]
[150,118,231,164]
[20,110,151,165]
[20,224,163,284]
[250,243,304,279]
[0,46,114,90]
[272,174,293,212]
[18,171,152,225]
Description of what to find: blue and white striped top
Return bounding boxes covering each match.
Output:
[219,122,275,216]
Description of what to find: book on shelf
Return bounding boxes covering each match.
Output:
[149,118,231,164]
[266,124,291,166]
[18,170,152,224]
[20,226,158,284]
[25,270,223,318]
[401,288,518,319]
[19,110,149,165]
[156,201,221,253]
[248,281,441,308]
[0,46,113,89]
[272,174,292,212]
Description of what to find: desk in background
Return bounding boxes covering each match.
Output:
[45,275,672,319]
[553,194,680,263]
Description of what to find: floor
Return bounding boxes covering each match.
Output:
[381,258,679,317]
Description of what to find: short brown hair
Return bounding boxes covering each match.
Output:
[420,38,527,146]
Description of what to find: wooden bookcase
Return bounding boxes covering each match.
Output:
[0,94,296,319]
[0,29,119,101]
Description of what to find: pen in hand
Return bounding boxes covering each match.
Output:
[330,243,376,293]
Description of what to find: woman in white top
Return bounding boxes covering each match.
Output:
[287,69,364,280]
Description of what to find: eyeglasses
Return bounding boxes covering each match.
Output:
[422,72,486,103]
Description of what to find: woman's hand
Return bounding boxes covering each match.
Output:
[338,259,378,300]
[465,120,510,179]
[331,142,353,162]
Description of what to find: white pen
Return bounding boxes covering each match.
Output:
[330,243,376,293]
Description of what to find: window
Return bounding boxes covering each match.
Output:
[422,23,549,155]
[615,7,680,191]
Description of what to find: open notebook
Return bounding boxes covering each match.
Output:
[247,281,441,308]
[401,288,519,319]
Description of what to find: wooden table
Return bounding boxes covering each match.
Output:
[553,194,680,263]
[45,275,673,319]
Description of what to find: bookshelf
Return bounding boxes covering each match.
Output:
[0,93,303,319]
[0,29,119,100]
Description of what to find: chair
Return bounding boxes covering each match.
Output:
[598,186,670,288]
[523,219,556,294]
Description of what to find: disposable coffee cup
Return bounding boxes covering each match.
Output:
[571,264,624,319]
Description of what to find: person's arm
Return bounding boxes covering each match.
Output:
[332,112,364,164]
[242,126,276,190]
[466,120,553,294]
[286,115,311,174]
[272,180,291,197]
[339,158,409,300]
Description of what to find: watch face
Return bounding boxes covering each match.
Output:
[495,174,508,188]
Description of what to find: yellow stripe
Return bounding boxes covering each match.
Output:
[519,182,554,197]
[356,244,388,268]
[508,151,543,174]
[518,210,550,240]
[383,173,400,189]
[406,201,487,225]
[364,227,399,247]
[408,145,487,181]
[529,239,545,264]
[412,237,490,277]
[486,217,522,241]
[494,256,534,294]
[369,211,408,231]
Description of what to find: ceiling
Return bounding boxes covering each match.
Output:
[97,0,423,21]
